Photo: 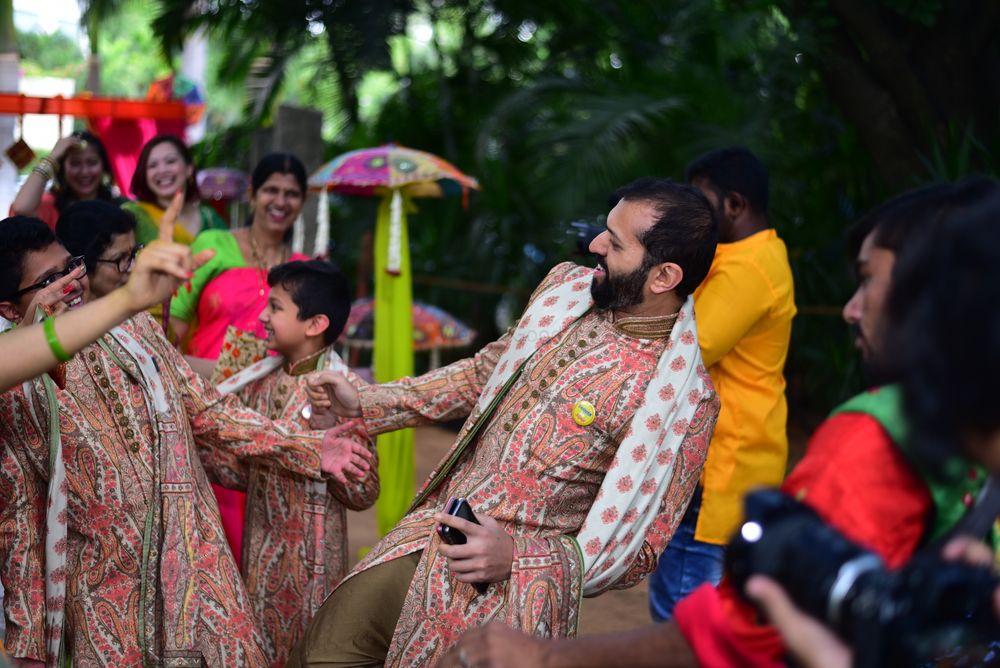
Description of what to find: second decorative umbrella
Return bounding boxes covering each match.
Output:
[340,297,477,368]
[309,143,479,536]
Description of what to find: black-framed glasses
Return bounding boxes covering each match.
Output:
[2,255,87,301]
[95,244,143,274]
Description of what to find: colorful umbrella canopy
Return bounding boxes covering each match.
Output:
[340,298,476,351]
[308,143,480,198]
[310,143,480,537]
[197,168,249,201]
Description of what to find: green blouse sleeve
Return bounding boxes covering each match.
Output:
[170,230,243,323]
[122,201,160,247]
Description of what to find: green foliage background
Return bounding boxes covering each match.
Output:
[25,0,1000,428]
[179,0,1000,426]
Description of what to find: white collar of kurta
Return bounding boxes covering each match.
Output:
[477,262,713,595]
[216,347,347,399]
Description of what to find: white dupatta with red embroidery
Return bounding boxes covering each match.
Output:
[215,348,348,397]
[476,264,712,595]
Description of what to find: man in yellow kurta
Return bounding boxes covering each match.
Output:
[649,147,795,620]
[287,177,722,667]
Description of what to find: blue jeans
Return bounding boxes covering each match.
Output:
[648,486,725,622]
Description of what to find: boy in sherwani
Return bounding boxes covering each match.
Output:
[213,260,380,667]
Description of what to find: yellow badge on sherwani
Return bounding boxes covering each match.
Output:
[572,400,596,426]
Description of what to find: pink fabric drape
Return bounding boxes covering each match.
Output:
[89,118,186,197]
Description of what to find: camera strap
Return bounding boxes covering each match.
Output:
[930,475,1000,550]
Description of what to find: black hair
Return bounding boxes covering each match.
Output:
[611,177,718,299]
[267,260,351,345]
[56,201,137,274]
[846,176,1000,269]
[251,153,307,196]
[685,147,769,217]
[0,216,59,301]
[886,180,1000,474]
[52,130,117,212]
[246,153,308,243]
[130,134,200,205]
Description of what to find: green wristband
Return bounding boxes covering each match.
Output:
[43,316,72,362]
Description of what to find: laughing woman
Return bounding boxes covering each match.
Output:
[170,153,312,361]
[11,131,122,229]
[122,134,226,246]
[169,153,311,564]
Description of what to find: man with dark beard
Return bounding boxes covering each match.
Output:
[287,178,720,667]
[437,177,998,668]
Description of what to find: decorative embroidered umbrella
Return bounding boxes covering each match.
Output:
[340,297,476,367]
[308,143,479,536]
[308,143,480,197]
[307,143,479,265]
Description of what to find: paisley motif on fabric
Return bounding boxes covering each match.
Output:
[334,262,718,666]
[0,313,335,666]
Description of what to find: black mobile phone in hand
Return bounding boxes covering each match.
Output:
[437,498,489,594]
[437,497,480,544]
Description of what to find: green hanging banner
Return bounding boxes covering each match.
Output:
[372,189,416,536]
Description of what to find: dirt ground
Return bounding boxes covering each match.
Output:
[346,426,651,637]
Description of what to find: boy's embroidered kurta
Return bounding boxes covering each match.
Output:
[214,348,380,667]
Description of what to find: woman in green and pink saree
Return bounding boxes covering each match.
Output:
[170,153,312,563]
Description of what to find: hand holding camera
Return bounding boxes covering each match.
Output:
[728,490,1000,668]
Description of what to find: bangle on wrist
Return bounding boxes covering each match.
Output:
[32,157,56,181]
[32,165,53,181]
[43,316,72,362]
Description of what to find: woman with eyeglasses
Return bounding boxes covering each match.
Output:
[56,201,140,299]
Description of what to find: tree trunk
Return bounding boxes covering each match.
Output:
[0,0,14,54]
[85,15,102,94]
[815,27,922,190]
[780,0,1000,191]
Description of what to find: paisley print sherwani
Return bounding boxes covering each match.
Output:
[213,349,380,667]
[0,313,327,666]
[340,263,719,666]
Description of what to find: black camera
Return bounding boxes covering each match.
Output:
[727,489,1000,668]
[568,220,604,256]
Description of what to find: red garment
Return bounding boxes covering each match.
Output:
[9,192,59,230]
[674,412,932,667]
[89,117,185,198]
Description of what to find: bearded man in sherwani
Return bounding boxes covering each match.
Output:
[289,177,722,668]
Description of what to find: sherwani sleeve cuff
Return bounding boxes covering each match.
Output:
[359,385,405,436]
[5,624,45,663]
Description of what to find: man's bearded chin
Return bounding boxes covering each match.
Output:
[852,324,896,387]
[591,262,649,311]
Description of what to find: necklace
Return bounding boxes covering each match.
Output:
[247,229,287,297]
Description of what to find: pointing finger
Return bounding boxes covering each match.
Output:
[159,191,185,242]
